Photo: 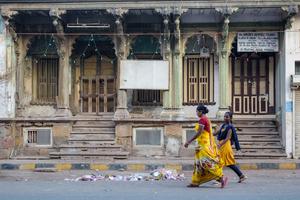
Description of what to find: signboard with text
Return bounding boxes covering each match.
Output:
[237,32,279,52]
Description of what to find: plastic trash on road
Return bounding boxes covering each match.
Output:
[64,168,185,182]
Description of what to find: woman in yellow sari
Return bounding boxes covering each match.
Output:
[184,105,228,188]
[215,112,247,183]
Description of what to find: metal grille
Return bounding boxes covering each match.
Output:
[133,90,162,106]
[26,129,51,146]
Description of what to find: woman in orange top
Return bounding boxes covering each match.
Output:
[184,104,228,188]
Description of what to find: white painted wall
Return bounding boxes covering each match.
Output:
[0,16,15,118]
[284,13,300,158]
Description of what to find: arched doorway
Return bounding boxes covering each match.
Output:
[71,35,116,114]
[27,35,59,104]
[230,38,276,114]
[183,34,216,105]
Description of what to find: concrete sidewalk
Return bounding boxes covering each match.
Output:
[1,158,300,171]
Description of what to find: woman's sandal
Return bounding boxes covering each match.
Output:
[221,177,228,188]
[238,175,248,183]
[187,184,199,188]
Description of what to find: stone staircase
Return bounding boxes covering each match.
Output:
[233,118,286,159]
[50,114,129,160]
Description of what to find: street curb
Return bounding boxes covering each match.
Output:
[1,162,300,171]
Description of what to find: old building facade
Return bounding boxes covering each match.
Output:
[0,0,299,159]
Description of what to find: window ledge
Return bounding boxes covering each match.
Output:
[183,102,216,106]
[30,101,56,106]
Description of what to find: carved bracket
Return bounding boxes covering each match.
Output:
[216,7,238,58]
[155,7,187,16]
[0,8,18,41]
[49,9,66,35]
[107,8,129,59]
[155,7,188,57]
[106,8,128,18]
[282,5,298,30]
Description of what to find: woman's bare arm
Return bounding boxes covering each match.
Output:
[184,125,204,147]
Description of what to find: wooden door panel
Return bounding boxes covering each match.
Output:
[232,56,272,114]
[79,56,116,114]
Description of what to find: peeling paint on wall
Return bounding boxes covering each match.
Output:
[0,16,16,119]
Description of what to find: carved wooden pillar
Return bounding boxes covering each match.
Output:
[107,8,130,119]
[216,7,238,118]
[50,9,71,116]
[156,7,187,120]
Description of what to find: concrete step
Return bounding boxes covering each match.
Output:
[68,137,115,142]
[239,141,282,146]
[73,124,115,129]
[236,131,279,135]
[236,127,277,132]
[238,138,281,142]
[72,127,115,132]
[236,145,283,149]
[235,152,286,158]
[59,144,123,149]
[71,130,115,134]
[238,135,280,139]
[50,151,129,159]
[70,133,115,139]
[68,140,117,145]
[233,119,276,126]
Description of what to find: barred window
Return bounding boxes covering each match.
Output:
[183,55,214,105]
[132,90,162,106]
[33,58,59,103]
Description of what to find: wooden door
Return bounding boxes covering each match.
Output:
[232,56,273,114]
[79,56,116,114]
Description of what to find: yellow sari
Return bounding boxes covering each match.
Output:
[191,122,224,185]
[219,131,236,166]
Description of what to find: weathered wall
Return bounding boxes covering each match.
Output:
[15,122,71,157]
[115,120,220,157]
[0,123,14,159]
[0,16,16,119]
[287,13,300,158]
[284,13,300,158]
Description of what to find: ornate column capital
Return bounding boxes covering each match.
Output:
[0,8,18,25]
[215,6,238,17]
[216,7,238,58]
[49,8,66,19]
[281,5,298,30]
[106,8,128,18]
[49,9,66,34]
[155,7,188,16]
[0,8,18,41]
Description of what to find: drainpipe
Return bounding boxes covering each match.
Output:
[292,87,296,159]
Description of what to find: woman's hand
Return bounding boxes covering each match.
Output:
[217,143,222,149]
[184,142,189,148]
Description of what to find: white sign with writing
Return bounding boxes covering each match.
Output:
[237,32,279,52]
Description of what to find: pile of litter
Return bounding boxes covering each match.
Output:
[64,168,185,182]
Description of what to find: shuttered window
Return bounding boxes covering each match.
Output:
[183,55,214,105]
[33,58,59,103]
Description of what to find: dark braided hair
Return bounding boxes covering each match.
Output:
[225,111,233,123]
[196,104,209,114]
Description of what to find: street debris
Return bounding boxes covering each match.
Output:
[64,168,185,182]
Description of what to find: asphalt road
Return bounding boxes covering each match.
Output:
[0,170,299,200]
